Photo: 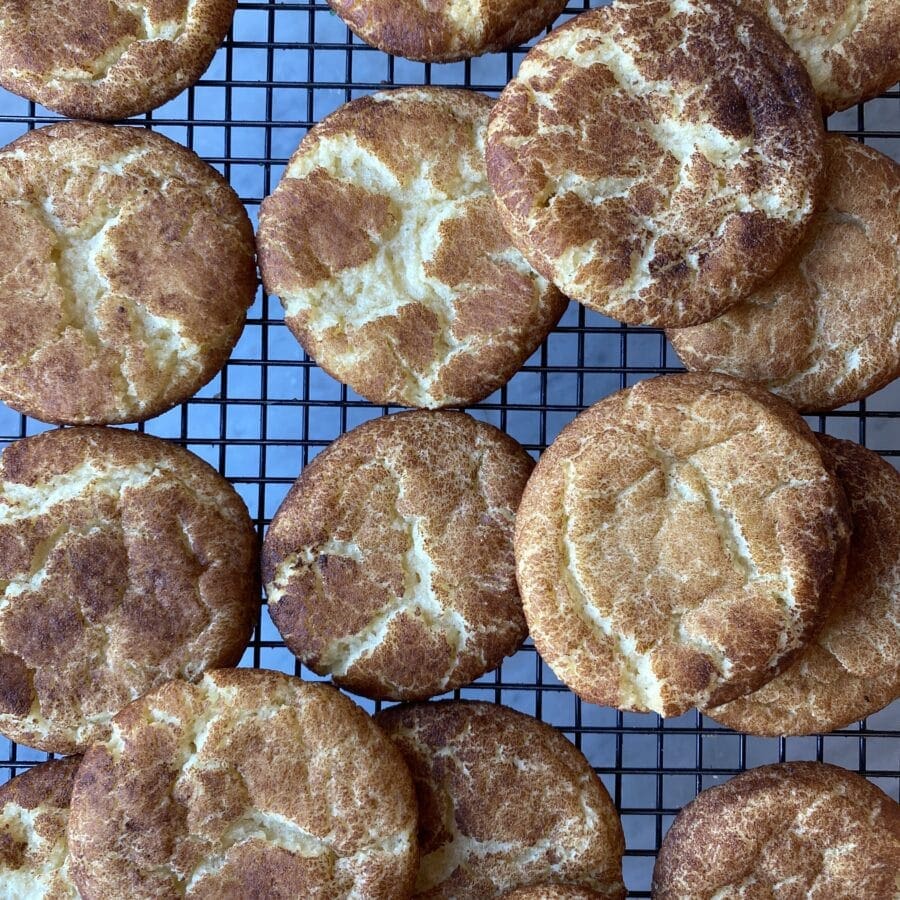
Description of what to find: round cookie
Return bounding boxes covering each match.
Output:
[652,762,900,898]
[326,0,568,62]
[0,426,259,755]
[706,436,900,735]
[731,0,900,114]
[0,122,256,425]
[515,373,851,718]
[263,410,532,701]
[375,701,625,899]
[0,757,81,899]
[67,669,418,899]
[0,0,236,120]
[669,136,900,413]
[502,888,605,900]
[485,0,825,328]
[257,88,566,409]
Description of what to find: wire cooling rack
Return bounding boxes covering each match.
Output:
[0,2,897,896]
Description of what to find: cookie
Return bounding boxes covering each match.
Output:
[326,0,567,62]
[0,426,259,755]
[257,88,566,408]
[515,373,851,718]
[485,0,825,328]
[502,888,605,900]
[67,669,418,899]
[263,410,531,701]
[731,0,900,114]
[669,135,900,413]
[0,0,236,120]
[0,122,256,425]
[652,762,900,899]
[706,436,900,735]
[376,700,625,899]
[0,757,81,900]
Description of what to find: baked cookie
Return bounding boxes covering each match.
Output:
[0,0,236,120]
[326,0,567,62]
[0,757,81,899]
[0,122,256,425]
[67,669,418,899]
[485,0,825,328]
[669,136,900,413]
[263,411,531,700]
[376,701,625,898]
[515,373,851,718]
[257,88,566,408]
[0,426,259,755]
[652,762,900,898]
[706,436,900,735]
[732,0,900,114]
[502,887,604,900]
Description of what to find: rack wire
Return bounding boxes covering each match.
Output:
[0,2,897,895]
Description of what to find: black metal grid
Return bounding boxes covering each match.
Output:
[0,2,897,896]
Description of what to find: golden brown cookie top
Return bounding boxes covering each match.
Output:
[486,0,825,328]
[0,426,259,755]
[515,373,851,718]
[0,122,256,425]
[326,0,568,62]
[732,0,900,113]
[502,887,605,900]
[263,411,532,701]
[376,701,625,899]
[0,757,81,900]
[67,669,419,900]
[669,135,900,413]
[0,0,236,120]
[707,436,900,735]
[652,762,900,899]
[257,88,566,408]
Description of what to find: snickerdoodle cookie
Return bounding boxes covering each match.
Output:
[0,426,258,755]
[263,411,532,700]
[652,762,900,899]
[326,0,567,62]
[503,888,605,900]
[376,701,625,899]
[486,0,825,328]
[731,0,900,113]
[0,757,81,899]
[706,436,900,735]
[515,373,850,718]
[0,0,235,120]
[257,88,566,408]
[0,122,256,425]
[67,669,418,899]
[669,136,899,413]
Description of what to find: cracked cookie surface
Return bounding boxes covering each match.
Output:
[502,887,605,899]
[257,88,566,409]
[669,135,900,413]
[67,669,418,899]
[263,410,531,701]
[0,426,259,754]
[0,0,236,120]
[376,701,625,899]
[0,122,256,425]
[515,373,850,718]
[0,756,81,900]
[326,0,567,62]
[706,436,900,735]
[485,0,824,328]
[732,0,900,114]
[652,762,900,898]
